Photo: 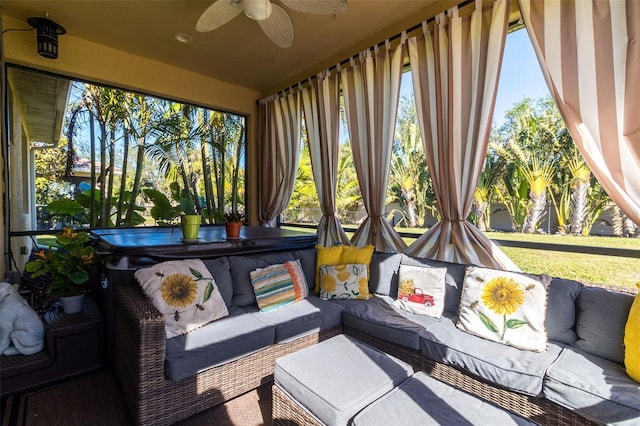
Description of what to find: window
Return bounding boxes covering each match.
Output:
[7,66,246,234]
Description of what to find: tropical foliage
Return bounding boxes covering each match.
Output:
[25,228,97,297]
[286,91,622,238]
[34,81,246,230]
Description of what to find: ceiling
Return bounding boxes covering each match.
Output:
[1,0,458,94]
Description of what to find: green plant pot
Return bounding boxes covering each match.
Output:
[181,214,201,241]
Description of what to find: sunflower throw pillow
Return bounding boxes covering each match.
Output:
[319,263,369,300]
[135,259,229,339]
[457,266,550,352]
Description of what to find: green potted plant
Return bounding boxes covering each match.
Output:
[25,227,97,314]
[223,210,245,239]
[179,198,202,242]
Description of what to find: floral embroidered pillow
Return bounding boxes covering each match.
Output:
[456,266,550,352]
[394,264,446,318]
[319,263,369,300]
[135,259,229,339]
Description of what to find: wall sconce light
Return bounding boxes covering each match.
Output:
[27,15,66,59]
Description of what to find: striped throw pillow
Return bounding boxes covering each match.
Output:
[250,263,296,312]
[285,259,309,301]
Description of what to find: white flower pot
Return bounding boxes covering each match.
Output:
[60,294,85,314]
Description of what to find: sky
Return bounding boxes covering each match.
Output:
[399,28,550,129]
[493,28,550,127]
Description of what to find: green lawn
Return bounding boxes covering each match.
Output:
[299,226,640,289]
[482,232,640,288]
[39,226,640,289]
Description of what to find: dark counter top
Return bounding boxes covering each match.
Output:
[91,225,317,259]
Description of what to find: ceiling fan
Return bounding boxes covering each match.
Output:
[196,0,348,48]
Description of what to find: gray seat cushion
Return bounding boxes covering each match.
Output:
[243,295,343,343]
[419,317,564,395]
[352,372,536,426]
[293,248,317,291]
[573,286,634,363]
[274,334,413,425]
[546,277,581,344]
[202,256,233,305]
[228,252,295,306]
[342,296,438,350]
[544,346,640,425]
[165,306,275,381]
[369,252,401,296]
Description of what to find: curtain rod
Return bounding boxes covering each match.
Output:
[327,0,475,73]
[263,0,513,101]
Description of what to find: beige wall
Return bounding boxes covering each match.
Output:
[1,15,262,272]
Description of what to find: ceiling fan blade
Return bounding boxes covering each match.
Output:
[196,0,243,32]
[258,4,294,48]
[281,0,348,15]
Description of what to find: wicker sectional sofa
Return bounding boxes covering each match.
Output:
[115,247,639,425]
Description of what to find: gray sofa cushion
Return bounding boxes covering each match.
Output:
[544,346,640,425]
[546,277,581,344]
[293,248,317,291]
[243,295,343,343]
[419,317,564,395]
[165,306,275,381]
[202,256,233,305]
[342,296,439,350]
[274,334,413,426]
[369,252,401,296]
[573,286,634,363]
[352,372,535,426]
[228,252,295,306]
[400,254,465,315]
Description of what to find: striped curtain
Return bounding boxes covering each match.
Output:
[519,0,640,226]
[301,71,350,246]
[341,42,407,253]
[406,0,518,270]
[258,91,302,227]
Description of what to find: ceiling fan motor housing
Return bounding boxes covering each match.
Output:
[241,0,273,21]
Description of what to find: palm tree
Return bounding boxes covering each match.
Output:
[566,156,591,235]
[520,155,555,233]
[473,151,505,231]
[335,143,362,224]
[389,95,435,228]
[125,94,163,225]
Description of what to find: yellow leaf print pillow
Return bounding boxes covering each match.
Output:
[456,266,550,352]
[319,264,370,300]
[135,259,229,339]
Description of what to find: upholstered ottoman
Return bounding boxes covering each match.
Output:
[351,371,536,425]
[272,334,413,425]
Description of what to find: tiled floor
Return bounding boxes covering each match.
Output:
[4,370,273,426]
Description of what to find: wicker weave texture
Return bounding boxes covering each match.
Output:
[272,384,322,426]
[116,285,341,426]
[343,326,598,426]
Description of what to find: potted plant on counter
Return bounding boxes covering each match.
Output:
[223,210,245,239]
[25,227,97,314]
[179,198,202,242]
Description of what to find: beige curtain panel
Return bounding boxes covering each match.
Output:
[341,42,408,253]
[519,0,640,227]
[301,71,350,246]
[406,0,518,270]
[258,92,302,227]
